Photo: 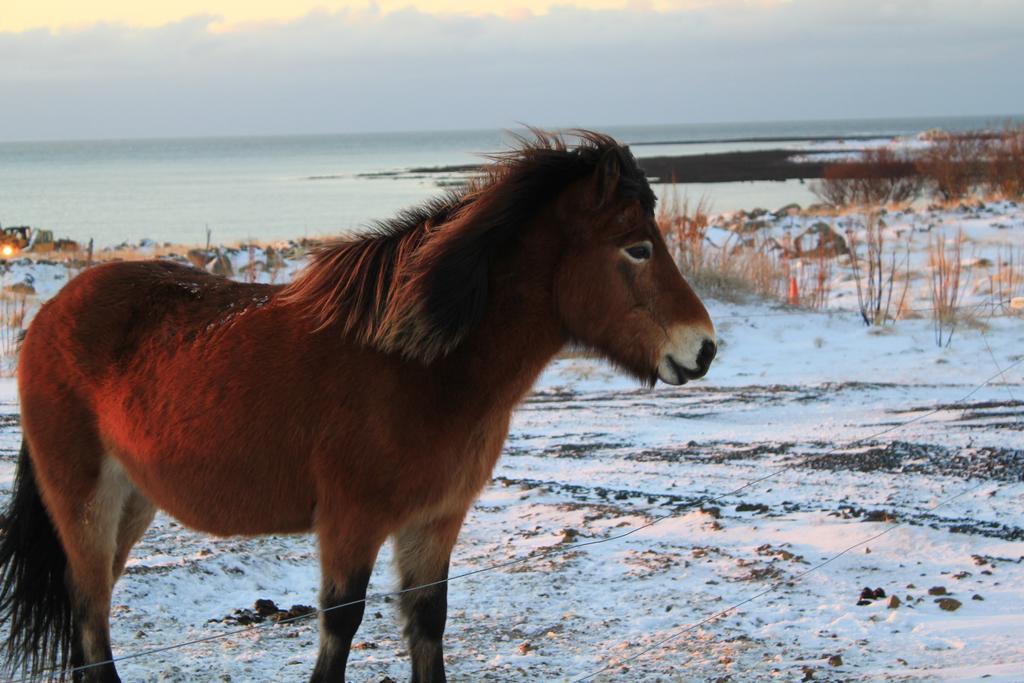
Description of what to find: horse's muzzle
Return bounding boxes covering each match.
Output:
[657,329,716,385]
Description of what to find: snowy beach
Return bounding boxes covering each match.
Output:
[1,198,1022,681]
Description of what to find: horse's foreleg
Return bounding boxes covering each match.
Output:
[394,513,465,683]
[311,522,384,683]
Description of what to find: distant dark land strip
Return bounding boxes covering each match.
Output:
[349,149,839,184]
[636,149,833,183]
[626,134,890,146]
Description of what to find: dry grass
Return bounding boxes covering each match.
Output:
[787,248,833,309]
[0,290,28,374]
[658,190,835,307]
[659,193,778,302]
[929,229,966,347]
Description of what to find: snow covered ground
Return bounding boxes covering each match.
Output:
[1,204,1022,682]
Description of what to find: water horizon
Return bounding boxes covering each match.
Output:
[2,113,1020,249]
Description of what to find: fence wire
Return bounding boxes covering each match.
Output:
[570,333,1021,680]
[7,345,1022,683]
[570,479,999,682]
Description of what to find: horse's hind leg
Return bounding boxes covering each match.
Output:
[64,456,136,683]
[393,513,465,683]
[30,435,133,683]
[112,490,156,580]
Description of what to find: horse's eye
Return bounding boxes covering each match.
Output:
[623,242,652,262]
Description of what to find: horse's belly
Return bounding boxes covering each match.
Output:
[111,447,316,537]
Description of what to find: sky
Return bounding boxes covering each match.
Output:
[2,1,1023,141]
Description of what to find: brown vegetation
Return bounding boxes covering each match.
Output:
[985,125,1024,200]
[813,125,1024,208]
[916,133,988,202]
[812,148,923,207]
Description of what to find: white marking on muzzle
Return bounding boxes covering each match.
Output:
[657,324,716,385]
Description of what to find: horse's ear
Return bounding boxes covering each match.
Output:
[592,149,622,206]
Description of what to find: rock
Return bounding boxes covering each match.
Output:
[872,587,886,599]
[736,503,769,514]
[8,281,34,295]
[518,641,534,655]
[230,609,259,625]
[862,510,895,523]
[559,528,579,543]
[928,586,948,596]
[283,604,316,621]
[795,221,849,257]
[972,594,985,601]
[859,587,875,601]
[887,595,902,609]
[856,599,872,607]
[801,665,816,680]
[827,654,843,667]
[254,599,279,617]
[701,506,721,519]
[936,598,962,611]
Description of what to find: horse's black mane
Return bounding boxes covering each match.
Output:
[373,129,654,239]
[281,130,654,362]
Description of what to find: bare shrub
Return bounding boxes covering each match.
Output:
[987,244,1023,314]
[845,212,910,325]
[917,132,987,202]
[929,229,966,347]
[985,125,1024,200]
[812,148,923,207]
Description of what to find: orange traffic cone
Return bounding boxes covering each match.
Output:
[788,276,799,306]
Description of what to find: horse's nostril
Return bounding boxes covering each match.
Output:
[697,339,716,374]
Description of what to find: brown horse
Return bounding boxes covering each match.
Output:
[0,131,715,682]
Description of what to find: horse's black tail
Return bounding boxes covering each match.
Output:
[0,438,74,680]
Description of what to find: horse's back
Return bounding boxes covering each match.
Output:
[22,260,271,382]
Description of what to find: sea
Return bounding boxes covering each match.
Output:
[0,115,1018,248]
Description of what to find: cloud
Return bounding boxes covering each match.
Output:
[1,0,1022,140]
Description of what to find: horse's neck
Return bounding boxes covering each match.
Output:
[441,232,566,415]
